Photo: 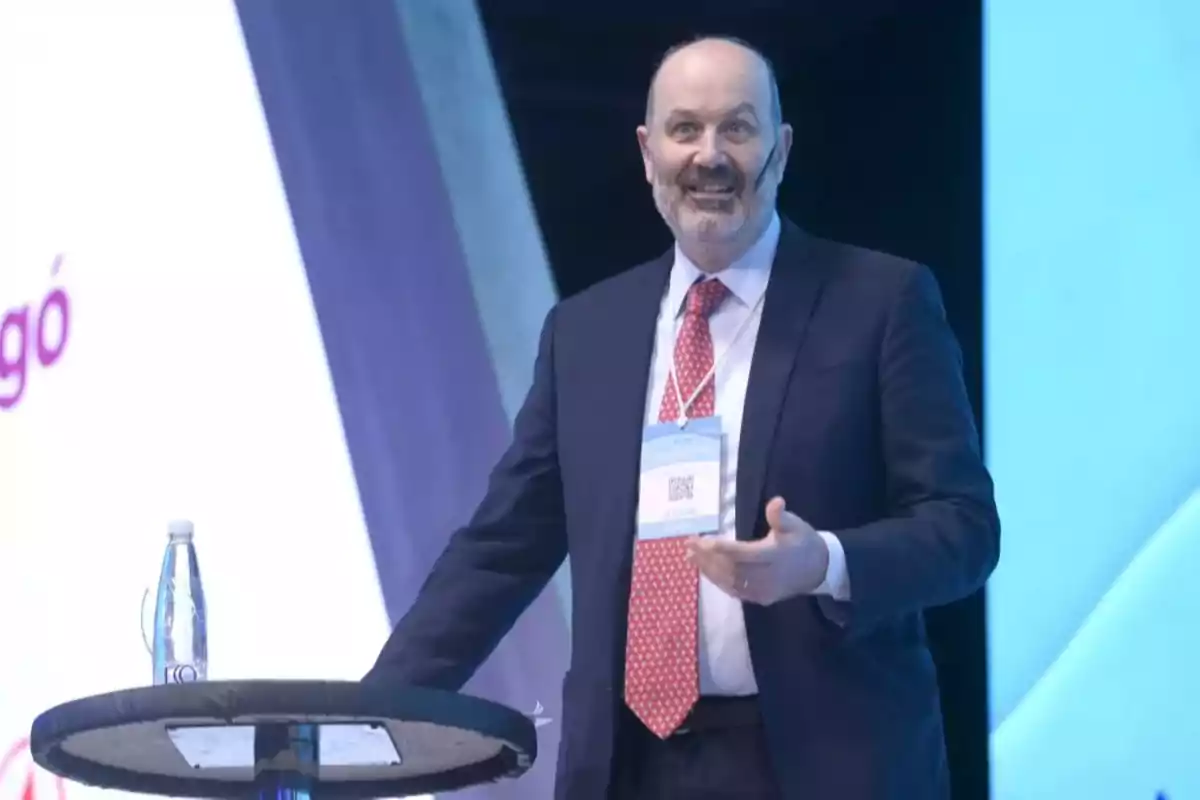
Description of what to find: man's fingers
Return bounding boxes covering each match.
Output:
[765,496,805,535]
[688,545,737,593]
[687,541,779,602]
[765,496,788,530]
[689,535,773,563]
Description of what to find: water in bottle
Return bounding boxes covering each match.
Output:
[142,519,209,684]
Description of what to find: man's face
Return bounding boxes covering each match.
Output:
[638,41,791,254]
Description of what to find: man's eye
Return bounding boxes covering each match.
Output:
[674,122,698,136]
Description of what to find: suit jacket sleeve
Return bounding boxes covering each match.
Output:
[822,264,1000,632]
[363,306,568,689]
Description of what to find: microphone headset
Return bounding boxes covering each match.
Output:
[752,138,779,192]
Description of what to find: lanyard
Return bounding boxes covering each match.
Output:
[670,287,766,427]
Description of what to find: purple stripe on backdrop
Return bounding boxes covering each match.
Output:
[233,1,568,796]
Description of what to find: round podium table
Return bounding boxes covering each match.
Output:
[29,680,536,799]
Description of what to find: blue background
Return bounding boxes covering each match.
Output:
[985,1,1200,797]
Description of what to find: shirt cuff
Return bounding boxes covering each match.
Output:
[812,531,851,601]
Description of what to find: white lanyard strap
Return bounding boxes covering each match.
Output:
[671,288,766,425]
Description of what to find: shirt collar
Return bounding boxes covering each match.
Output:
[666,210,780,318]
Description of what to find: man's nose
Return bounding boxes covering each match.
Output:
[692,129,727,166]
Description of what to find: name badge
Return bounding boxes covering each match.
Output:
[637,416,721,541]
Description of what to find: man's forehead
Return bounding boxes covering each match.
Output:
[650,40,774,118]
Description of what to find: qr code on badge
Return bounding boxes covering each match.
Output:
[668,475,694,502]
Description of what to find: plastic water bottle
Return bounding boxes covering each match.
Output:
[141,520,208,684]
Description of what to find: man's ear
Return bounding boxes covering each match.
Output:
[774,123,794,177]
[636,125,654,184]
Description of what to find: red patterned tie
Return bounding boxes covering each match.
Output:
[624,278,729,738]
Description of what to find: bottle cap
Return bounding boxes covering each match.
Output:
[167,519,195,540]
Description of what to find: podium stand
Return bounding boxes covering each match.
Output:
[29,680,536,799]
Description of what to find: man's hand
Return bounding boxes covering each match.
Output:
[685,496,830,605]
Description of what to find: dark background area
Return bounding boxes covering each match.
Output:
[475,0,987,796]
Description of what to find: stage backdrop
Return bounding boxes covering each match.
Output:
[0,2,567,800]
[985,0,1200,798]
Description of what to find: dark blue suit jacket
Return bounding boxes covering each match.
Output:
[367,219,1000,800]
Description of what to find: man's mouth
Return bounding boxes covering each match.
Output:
[684,184,737,201]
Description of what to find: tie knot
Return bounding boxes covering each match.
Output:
[685,279,729,318]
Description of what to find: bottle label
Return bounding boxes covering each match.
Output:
[161,662,203,684]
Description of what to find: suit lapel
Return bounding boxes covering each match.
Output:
[589,250,671,681]
[735,220,829,541]
[594,250,672,536]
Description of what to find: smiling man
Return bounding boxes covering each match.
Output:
[366,36,999,800]
[639,38,786,269]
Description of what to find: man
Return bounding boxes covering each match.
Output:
[365,36,999,800]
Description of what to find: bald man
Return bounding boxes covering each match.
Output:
[366,36,999,800]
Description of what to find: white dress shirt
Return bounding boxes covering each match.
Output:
[641,211,851,696]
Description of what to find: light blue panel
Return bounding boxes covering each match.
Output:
[986,0,1200,796]
[991,493,1200,799]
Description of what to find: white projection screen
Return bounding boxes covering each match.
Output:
[0,2,564,800]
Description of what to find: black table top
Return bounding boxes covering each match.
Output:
[30,680,537,799]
